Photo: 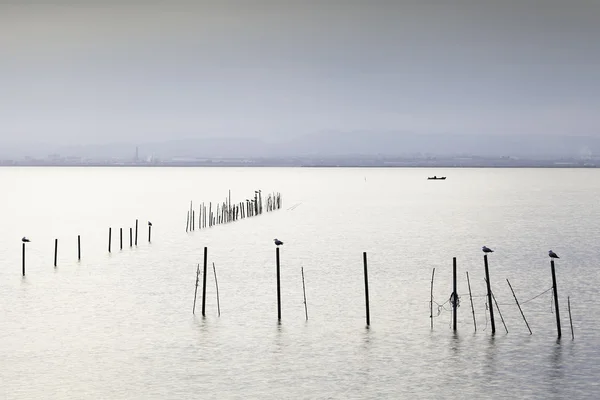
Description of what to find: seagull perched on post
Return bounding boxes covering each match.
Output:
[148,221,152,226]
[482,246,494,253]
[21,237,30,243]
[274,239,284,246]
[548,250,559,259]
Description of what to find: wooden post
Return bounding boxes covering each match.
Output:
[550,259,561,338]
[466,272,476,332]
[78,235,81,260]
[135,219,138,246]
[129,228,133,247]
[201,246,208,317]
[568,296,574,340]
[452,257,457,331]
[193,264,200,314]
[506,279,532,334]
[54,238,58,267]
[120,228,123,250]
[484,255,496,334]
[301,267,308,321]
[276,247,282,320]
[430,268,435,329]
[108,227,112,253]
[148,224,152,242]
[363,251,370,326]
[192,210,195,231]
[186,211,189,232]
[22,242,26,276]
[213,262,221,317]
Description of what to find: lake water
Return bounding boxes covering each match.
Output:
[1,167,599,399]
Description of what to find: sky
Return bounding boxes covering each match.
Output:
[1,1,599,148]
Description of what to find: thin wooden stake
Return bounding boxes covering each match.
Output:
[301,267,308,321]
[54,238,58,267]
[193,263,200,314]
[78,235,81,260]
[135,219,138,246]
[213,262,221,317]
[22,242,26,276]
[568,296,574,340]
[201,247,208,317]
[452,257,457,331]
[506,279,532,335]
[363,251,370,326]
[430,267,435,329]
[108,227,112,253]
[276,247,282,320]
[466,271,477,332]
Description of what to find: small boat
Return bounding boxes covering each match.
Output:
[427,176,446,180]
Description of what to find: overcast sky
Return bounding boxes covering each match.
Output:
[1,1,599,146]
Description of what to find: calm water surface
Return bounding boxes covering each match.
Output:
[1,167,599,399]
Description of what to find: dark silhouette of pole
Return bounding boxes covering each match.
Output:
[129,228,133,247]
[484,254,496,334]
[276,247,282,320]
[148,223,152,242]
[452,257,457,331]
[120,228,123,250]
[506,279,532,335]
[363,251,370,326]
[54,239,58,267]
[466,271,476,332]
[77,235,81,260]
[551,259,561,338]
[135,219,138,246]
[201,247,208,317]
[430,268,435,329]
[108,228,112,253]
[22,242,26,276]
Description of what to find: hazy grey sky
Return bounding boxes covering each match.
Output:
[1,1,599,146]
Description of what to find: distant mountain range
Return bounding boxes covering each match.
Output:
[3,131,600,160]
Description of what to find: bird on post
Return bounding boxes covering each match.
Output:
[549,250,559,259]
[274,239,284,246]
[482,246,494,253]
[21,237,30,243]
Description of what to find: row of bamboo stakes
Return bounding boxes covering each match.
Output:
[193,249,574,340]
[186,190,282,232]
[429,255,574,339]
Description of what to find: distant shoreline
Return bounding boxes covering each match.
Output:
[0,162,597,168]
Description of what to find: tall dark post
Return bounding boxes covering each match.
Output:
[120,228,123,250]
[135,219,138,246]
[452,257,457,331]
[484,255,496,334]
[129,228,133,247]
[148,225,151,242]
[54,239,58,267]
[108,227,112,253]
[77,235,81,260]
[363,251,370,326]
[201,247,208,317]
[22,242,26,276]
[276,247,282,320]
[551,260,562,338]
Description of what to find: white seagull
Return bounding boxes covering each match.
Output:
[549,250,559,259]
[273,239,284,246]
[482,246,494,253]
[21,237,30,243]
